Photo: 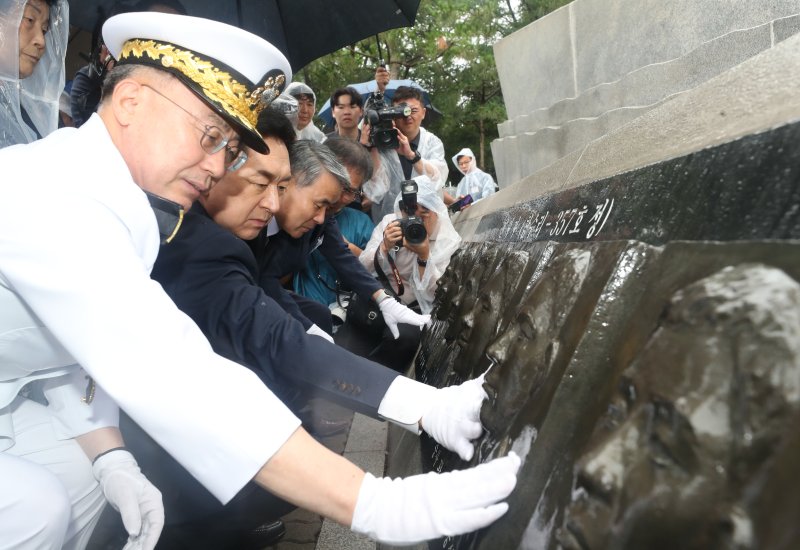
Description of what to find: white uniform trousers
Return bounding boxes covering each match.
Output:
[0,397,106,549]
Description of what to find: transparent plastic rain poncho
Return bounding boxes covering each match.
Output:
[285,81,316,106]
[451,147,496,201]
[285,81,325,142]
[0,0,68,148]
[270,92,300,127]
[363,127,448,220]
[360,175,462,314]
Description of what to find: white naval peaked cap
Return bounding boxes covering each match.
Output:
[103,12,293,154]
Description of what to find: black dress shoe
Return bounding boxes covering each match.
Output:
[239,520,286,549]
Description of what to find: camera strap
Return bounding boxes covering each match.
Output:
[374,248,404,297]
[310,253,349,306]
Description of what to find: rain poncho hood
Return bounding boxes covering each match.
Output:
[284,81,325,141]
[358,175,460,314]
[392,174,461,262]
[271,92,299,127]
[285,81,316,105]
[0,0,68,148]
[452,147,476,174]
[451,146,496,201]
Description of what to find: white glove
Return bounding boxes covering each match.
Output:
[420,373,488,461]
[377,296,431,339]
[92,449,164,550]
[351,452,521,544]
[307,323,334,343]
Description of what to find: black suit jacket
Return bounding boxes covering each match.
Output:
[252,215,383,302]
[151,204,399,417]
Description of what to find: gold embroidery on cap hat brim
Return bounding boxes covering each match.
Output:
[119,39,284,131]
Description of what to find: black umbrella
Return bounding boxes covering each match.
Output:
[68,0,421,71]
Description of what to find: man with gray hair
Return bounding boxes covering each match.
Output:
[293,137,376,308]
[253,139,430,339]
[251,139,352,333]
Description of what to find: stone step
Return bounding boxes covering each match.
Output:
[492,14,800,188]
[495,0,800,122]
[492,101,662,188]
[454,30,800,237]
[498,19,781,139]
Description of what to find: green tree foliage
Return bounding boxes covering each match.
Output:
[301,0,570,184]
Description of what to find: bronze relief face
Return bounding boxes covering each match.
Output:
[559,264,800,550]
[444,246,503,342]
[482,249,592,437]
[454,250,534,380]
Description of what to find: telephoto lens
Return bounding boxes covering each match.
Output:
[400,217,427,244]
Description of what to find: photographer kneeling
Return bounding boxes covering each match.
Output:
[346,177,460,372]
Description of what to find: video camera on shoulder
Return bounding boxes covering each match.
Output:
[395,180,427,246]
[364,92,411,150]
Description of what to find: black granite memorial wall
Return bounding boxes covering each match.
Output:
[383,122,800,550]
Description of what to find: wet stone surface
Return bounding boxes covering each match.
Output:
[474,121,800,246]
[384,124,800,550]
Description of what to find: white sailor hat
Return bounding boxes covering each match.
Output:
[103,12,292,154]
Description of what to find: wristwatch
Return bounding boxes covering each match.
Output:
[410,150,422,164]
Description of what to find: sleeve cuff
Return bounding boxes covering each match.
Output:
[377,376,437,434]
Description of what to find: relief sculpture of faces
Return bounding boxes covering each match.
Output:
[444,245,504,343]
[453,250,535,380]
[419,245,478,385]
[433,247,469,322]
[558,264,800,550]
[481,249,592,437]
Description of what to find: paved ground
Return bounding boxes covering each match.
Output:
[265,410,386,550]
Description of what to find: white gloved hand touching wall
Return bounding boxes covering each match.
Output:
[378,372,489,461]
[351,452,521,544]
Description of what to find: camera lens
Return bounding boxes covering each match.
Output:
[404,219,427,245]
[378,131,393,146]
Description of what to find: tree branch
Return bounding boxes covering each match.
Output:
[504,0,518,24]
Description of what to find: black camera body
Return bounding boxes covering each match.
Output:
[395,180,427,246]
[364,93,411,149]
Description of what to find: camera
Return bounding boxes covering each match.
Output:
[364,92,411,149]
[395,180,427,246]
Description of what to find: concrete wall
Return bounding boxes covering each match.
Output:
[492,0,800,188]
[459,30,800,238]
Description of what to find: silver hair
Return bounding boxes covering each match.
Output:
[289,140,350,189]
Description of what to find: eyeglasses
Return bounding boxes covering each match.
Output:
[343,187,363,200]
[141,84,248,171]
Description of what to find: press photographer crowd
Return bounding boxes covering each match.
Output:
[0,2,513,550]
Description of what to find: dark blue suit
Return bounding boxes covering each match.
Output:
[121,204,399,545]
[152,203,398,413]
